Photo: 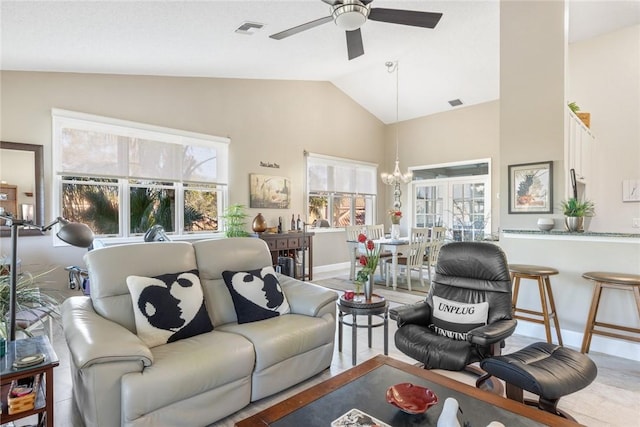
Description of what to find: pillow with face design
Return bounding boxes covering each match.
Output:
[126,269,213,348]
[222,266,290,324]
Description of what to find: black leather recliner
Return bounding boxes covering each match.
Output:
[393,241,517,371]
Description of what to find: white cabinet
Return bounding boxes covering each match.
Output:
[567,109,595,183]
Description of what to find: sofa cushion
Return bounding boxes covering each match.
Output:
[217,313,335,372]
[431,295,488,341]
[121,330,255,420]
[222,266,290,324]
[126,269,213,347]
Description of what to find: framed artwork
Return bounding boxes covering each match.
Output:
[249,174,291,209]
[508,161,553,214]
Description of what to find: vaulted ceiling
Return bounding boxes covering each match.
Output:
[2,1,639,124]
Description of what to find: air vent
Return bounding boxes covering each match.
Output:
[448,99,463,107]
[235,22,264,35]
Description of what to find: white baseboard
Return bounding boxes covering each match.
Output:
[514,322,640,362]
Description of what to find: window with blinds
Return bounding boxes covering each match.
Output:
[306,153,377,227]
[52,109,229,239]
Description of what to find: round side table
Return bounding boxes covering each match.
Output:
[337,294,389,366]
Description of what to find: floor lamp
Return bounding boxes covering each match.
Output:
[1,214,94,341]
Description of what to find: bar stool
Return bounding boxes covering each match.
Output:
[580,271,640,354]
[509,264,562,345]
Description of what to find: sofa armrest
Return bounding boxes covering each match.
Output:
[62,296,153,369]
[467,319,518,347]
[391,302,432,328]
[278,276,338,317]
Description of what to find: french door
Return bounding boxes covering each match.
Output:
[412,177,490,241]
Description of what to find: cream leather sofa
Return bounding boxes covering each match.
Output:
[62,237,338,427]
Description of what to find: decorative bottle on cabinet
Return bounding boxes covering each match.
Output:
[291,214,295,232]
[296,215,302,231]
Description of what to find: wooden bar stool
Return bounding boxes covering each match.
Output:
[580,271,640,353]
[509,264,563,345]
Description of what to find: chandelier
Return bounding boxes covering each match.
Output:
[380,60,412,209]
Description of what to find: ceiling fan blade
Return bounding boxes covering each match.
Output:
[346,29,364,60]
[269,15,333,40]
[368,8,443,29]
[321,0,342,5]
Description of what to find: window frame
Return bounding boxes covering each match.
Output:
[52,109,230,244]
[305,152,378,228]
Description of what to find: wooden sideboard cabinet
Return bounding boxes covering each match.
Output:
[258,232,314,281]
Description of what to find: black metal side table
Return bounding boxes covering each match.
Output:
[337,294,388,366]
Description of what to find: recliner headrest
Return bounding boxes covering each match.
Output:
[434,242,511,292]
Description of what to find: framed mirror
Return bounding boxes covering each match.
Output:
[0,141,44,237]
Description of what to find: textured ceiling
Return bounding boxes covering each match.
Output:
[1,1,638,124]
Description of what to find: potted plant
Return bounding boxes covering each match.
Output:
[221,204,250,237]
[0,268,60,343]
[560,198,595,232]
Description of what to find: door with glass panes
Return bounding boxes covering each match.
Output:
[413,178,489,241]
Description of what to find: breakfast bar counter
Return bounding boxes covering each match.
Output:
[499,229,640,361]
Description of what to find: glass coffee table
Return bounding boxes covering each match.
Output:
[235,355,583,427]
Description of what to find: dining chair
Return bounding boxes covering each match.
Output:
[424,226,446,284]
[366,224,393,280]
[384,227,429,291]
[345,225,364,281]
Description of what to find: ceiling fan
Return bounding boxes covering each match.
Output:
[269,0,443,60]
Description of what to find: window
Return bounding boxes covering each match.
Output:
[411,159,491,241]
[52,109,229,241]
[306,153,377,228]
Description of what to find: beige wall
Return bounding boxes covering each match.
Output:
[569,25,640,232]
[500,0,567,230]
[390,100,501,235]
[0,71,384,286]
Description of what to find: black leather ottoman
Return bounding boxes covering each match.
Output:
[479,342,597,420]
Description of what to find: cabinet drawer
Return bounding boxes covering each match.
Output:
[276,239,288,250]
[264,239,277,250]
[287,238,299,248]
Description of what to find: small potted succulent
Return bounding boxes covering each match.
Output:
[560,198,595,232]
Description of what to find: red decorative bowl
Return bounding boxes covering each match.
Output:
[386,382,438,414]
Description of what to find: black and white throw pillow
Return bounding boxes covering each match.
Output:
[222,266,290,324]
[126,269,213,348]
[431,295,489,341]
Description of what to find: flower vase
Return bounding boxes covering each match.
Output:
[391,224,400,240]
[354,281,363,302]
[364,276,374,301]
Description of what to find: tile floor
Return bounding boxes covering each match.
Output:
[10,273,640,427]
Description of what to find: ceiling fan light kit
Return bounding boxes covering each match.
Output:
[269,0,443,60]
[333,3,369,31]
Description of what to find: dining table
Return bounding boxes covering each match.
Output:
[347,237,409,290]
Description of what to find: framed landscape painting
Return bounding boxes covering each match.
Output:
[508,161,553,214]
[249,174,291,209]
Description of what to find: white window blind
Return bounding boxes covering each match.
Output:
[306,153,377,195]
[53,109,229,184]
